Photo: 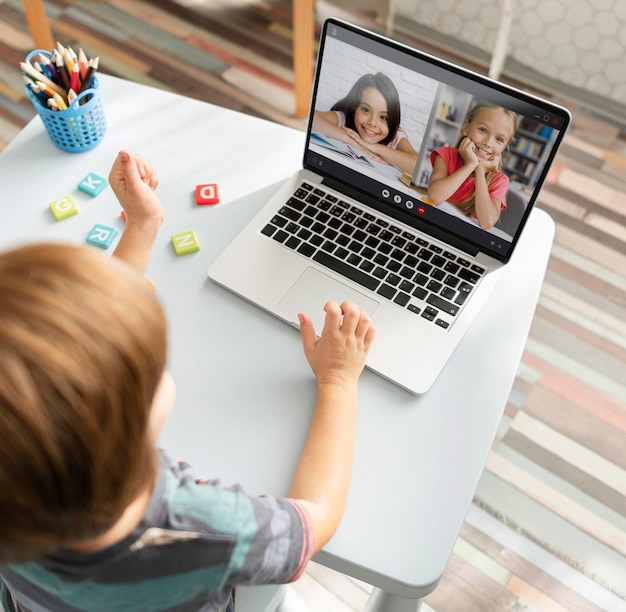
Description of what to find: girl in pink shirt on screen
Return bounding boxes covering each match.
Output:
[427,101,517,229]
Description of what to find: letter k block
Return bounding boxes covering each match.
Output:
[78,172,109,197]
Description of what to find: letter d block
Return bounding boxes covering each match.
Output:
[171,230,200,256]
[86,224,118,249]
[78,172,108,197]
[196,183,220,205]
[50,196,79,221]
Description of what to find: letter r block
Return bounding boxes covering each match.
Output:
[171,230,200,256]
[78,172,108,197]
[196,183,220,205]
[86,223,118,249]
[50,196,79,221]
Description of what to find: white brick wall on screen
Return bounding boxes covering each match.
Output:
[315,37,439,147]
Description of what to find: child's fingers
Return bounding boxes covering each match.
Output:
[354,308,375,343]
[321,300,342,335]
[133,154,158,190]
[117,150,145,191]
[298,312,318,354]
[338,300,360,334]
[362,317,376,348]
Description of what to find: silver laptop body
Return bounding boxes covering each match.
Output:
[209,19,570,394]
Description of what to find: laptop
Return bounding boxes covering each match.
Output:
[208,18,570,394]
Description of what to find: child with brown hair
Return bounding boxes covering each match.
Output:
[312,72,418,174]
[0,151,375,611]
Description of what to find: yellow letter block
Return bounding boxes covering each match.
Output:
[50,195,79,221]
[171,230,200,256]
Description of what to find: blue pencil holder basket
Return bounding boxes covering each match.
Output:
[25,50,106,153]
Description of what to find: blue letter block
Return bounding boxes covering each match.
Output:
[78,172,108,197]
[86,224,118,249]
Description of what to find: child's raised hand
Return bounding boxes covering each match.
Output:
[298,300,376,387]
[108,151,164,274]
[108,150,164,228]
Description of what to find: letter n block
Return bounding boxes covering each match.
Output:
[171,230,200,256]
[196,183,220,205]
[86,224,118,249]
[50,196,79,221]
[78,172,108,197]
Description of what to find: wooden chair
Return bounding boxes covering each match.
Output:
[23,0,314,117]
[23,0,54,51]
[291,0,315,117]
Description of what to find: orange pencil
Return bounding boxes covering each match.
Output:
[78,56,99,93]
[35,80,58,98]
[78,48,88,80]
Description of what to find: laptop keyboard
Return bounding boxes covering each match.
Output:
[260,182,486,329]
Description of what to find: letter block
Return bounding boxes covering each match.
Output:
[78,172,108,197]
[50,196,79,221]
[196,183,220,205]
[86,223,118,249]
[171,230,200,256]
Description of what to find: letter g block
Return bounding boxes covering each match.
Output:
[50,196,79,221]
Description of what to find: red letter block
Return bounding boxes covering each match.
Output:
[196,183,220,205]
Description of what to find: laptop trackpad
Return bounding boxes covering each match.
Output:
[277,267,379,332]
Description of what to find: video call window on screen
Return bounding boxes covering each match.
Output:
[306,22,566,257]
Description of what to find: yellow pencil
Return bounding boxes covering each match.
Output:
[64,45,77,73]
[53,92,68,111]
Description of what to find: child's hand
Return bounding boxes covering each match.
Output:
[298,300,376,387]
[341,128,389,165]
[478,153,501,174]
[340,126,361,143]
[458,136,479,168]
[108,150,164,229]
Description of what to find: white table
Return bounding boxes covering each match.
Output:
[0,75,555,611]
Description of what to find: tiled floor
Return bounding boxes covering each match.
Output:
[1,1,625,610]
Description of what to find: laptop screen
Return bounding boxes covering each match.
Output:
[304,19,570,262]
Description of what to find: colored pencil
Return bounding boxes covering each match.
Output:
[20,43,100,111]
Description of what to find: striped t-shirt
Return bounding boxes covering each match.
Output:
[0,450,314,611]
